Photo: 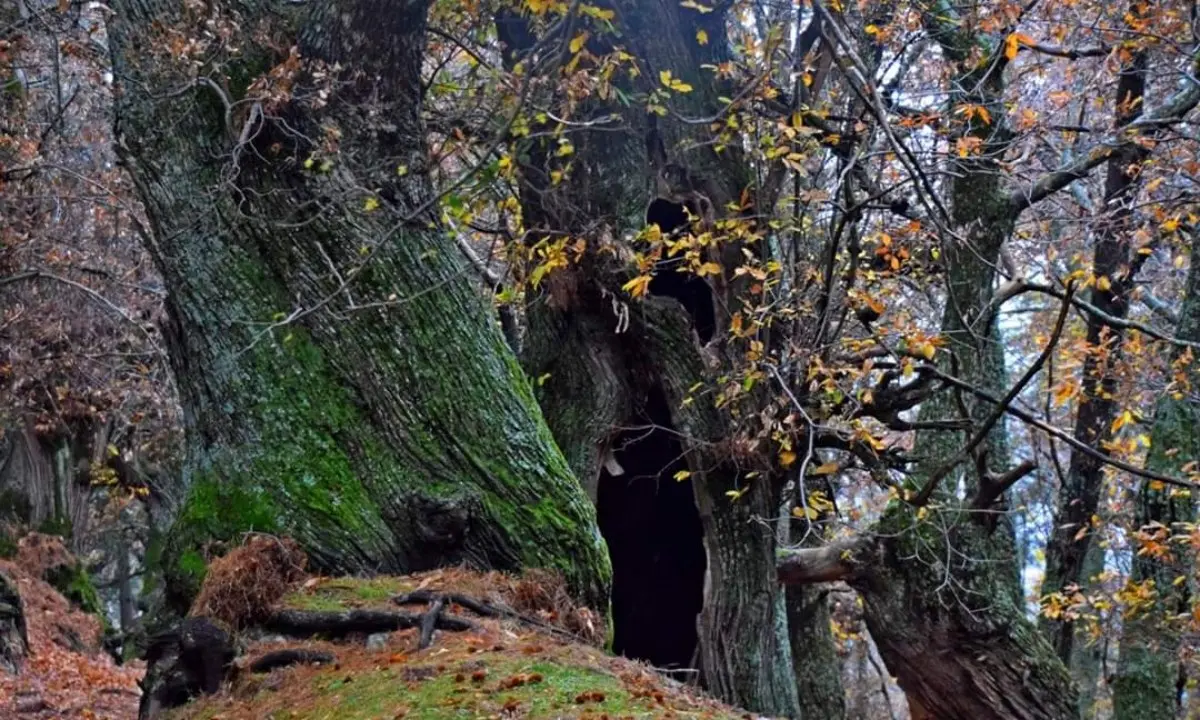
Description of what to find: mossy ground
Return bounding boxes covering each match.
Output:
[169,573,747,720]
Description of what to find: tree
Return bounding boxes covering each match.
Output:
[1112,226,1200,719]
[104,0,610,611]
[85,0,1200,717]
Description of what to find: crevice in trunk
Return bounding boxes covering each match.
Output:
[596,383,705,674]
[645,198,716,345]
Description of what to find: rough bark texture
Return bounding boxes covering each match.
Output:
[779,517,1077,720]
[1111,230,1200,720]
[1041,46,1147,666]
[509,2,803,713]
[786,581,845,720]
[107,0,609,610]
[138,616,234,719]
[830,12,1078,717]
[0,570,28,674]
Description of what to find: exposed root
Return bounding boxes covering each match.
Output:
[247,649,335,674]
[393,590,581,644]
[263,608,474,638]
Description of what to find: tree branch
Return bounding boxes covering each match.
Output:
[1009,49,1200,213]
[912,282,1074,506]
[777,537,871,585]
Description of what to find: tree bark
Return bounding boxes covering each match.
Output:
[777,9,1079,717]
[1041,42,1148,666]
[779,518,1078,720]
[1112,229,1200,720]
[106,0,610,611]
[506,2,803,713]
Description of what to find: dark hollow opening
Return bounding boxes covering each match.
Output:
[596,384,706,673]
[645,198,716,344]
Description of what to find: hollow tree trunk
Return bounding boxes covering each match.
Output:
[1112,229,1200,719]
[504,2,804,713]
[106,0,609,611]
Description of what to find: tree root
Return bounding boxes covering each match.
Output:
[262,608,474,638]
[248,648,335,673]
[392,590,577,642]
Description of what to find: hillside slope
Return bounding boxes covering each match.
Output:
[167,569,756,720]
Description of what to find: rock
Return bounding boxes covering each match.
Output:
[365,632,389,650]
[0,570,28,673]
[137,616,235,720]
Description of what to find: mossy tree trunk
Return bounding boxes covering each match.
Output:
[1111,228,1200,719]
[1040,40,1148,668]
[106,0,610,611]
[778,7,1080,717]
[504,2,804,714]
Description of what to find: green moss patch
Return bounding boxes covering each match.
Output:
[169,572,744,720]
[281,576,416,612]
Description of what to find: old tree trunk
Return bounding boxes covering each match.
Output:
[505,2,808,714]
[106,0,609,610]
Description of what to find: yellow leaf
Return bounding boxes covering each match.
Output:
[107,444,120,457]
[674,470,692,481]
[696,29,709,45]
[1004,33,1021,60]
[569,32,588,54]
[363,196,380,212]
[864,24,880,35]
[396,164,409,176]
[622,274,652,298]
[779,450,797,468]
[916,506,929,521]
[660,70,673,86]
[809,462,839,476]
[792,505,816,520]
[1096,275,1112,292]
[1162,217,1180,233]
[537,373,551,386]
[726,488,747,500]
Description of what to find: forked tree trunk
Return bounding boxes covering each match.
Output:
[774,7,1078,716]
[106,0,609,610]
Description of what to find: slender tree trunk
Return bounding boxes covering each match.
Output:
[1112,229,1200,719]
[1041,43,1148,665]
[1070,540,1107,718]
[106,0,610,611]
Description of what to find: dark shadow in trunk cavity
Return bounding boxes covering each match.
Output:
[596,384,706,673]
[645,198,716,344]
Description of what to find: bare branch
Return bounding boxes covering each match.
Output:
[1009,50,1200,213]
[777,537,871,585]
[912,282,1075,506]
